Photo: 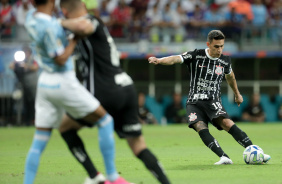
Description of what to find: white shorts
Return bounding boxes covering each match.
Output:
[35,71,100,128]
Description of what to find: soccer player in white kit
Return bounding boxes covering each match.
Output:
[23,0,124,183]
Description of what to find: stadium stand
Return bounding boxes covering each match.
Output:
[145,95,164,124]
[260,94,279,122]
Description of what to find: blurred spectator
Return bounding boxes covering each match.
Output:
[171,2,188,42]
[14,0,33,41]
[250,0,268,38]
[138,92,158,125]
[99,0,111,26]
[0,0,16,38]
[268,0,282,43]
[165,92,186,124]
[109,0,132,38]
[105,0,118,13]
[14,0,33,25]
[264,0,275,12]
[187,4,205,38]
[251,0,268,27]
[202,3,225,35]
[129,0,148,17]
[82,0,99,16]
[182,0,207,13]
[128,10,147,42]
[146,2,162,42]
[147,0,166,11]
[242,93,265,122]
[160,2,175,43]
[128,0,149,41]
[9,44,38,126]
[223,6,245,39]
[228,0,253,23]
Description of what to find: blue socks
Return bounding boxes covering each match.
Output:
[24,130,51,184]
[97,114,119,182]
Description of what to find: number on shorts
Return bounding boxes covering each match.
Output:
[212,102,222,110]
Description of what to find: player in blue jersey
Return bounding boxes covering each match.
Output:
[23,0,131,184]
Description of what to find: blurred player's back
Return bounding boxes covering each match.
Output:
[25,9,73,73]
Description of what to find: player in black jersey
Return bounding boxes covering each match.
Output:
[148,30,271,165]
[59,0,171,183]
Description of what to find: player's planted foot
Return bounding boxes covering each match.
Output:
[84,173,106,184]
[263,154,271,163]
[104,177,134,184]
[214,156,233,165]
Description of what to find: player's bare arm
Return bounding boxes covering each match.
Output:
[148,55,182,65]
[225,71,243,106]
[61,17,94,36]
[55,38,77,66]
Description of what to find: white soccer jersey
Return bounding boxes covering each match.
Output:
[180,48,232,104]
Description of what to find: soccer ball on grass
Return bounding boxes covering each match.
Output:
[243,145,264,164]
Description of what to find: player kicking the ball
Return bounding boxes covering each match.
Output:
[148,30,271,165]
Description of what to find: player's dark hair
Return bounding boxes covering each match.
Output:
[34,0,48,5]
[207,30,225,43]
[60,0,81,12]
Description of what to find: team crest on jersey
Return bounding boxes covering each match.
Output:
[215,65,223,75]
[188,112,197,121]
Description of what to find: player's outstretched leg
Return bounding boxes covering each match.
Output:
[228,124,253,148]
[228,124,271,163]
[127,136,171,184]
[24,130,51,184]
[198,129,232,165]
[138,148,170,184]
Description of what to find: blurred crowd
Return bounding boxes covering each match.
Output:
[1,0,282,42]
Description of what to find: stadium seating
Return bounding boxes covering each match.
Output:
[145,94,281,124]
[160,95,173,113]
[260,94,279,122]
[145,95,164,124]
[221,94,249,121]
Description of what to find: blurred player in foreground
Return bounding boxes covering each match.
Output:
[58,0,170,183]
[23,0,128,183]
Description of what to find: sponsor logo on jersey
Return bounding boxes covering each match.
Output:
[197,85,217,91]
[196,55,207,59]
[198,78,218,84]
[182,53,192,59]
[188,112,197,121]
[192,94,208,100]
[215,65,223,75]
[217,59,228,65]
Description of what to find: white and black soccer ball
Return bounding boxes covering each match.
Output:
[243,145,264,164]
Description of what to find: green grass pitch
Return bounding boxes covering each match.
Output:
[0,123,282,184]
